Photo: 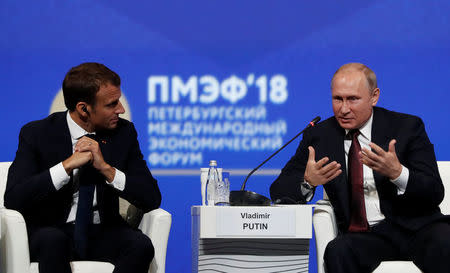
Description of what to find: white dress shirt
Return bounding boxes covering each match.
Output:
[49,111,126,224]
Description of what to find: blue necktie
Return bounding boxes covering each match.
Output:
[73,134,97,259]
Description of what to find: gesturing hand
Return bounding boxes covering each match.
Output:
[304,146,342,186]
[360,139,402,180]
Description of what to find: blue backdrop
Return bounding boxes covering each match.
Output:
[1,1,450,272]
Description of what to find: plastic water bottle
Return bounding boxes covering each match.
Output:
[215,171,230,206]
[206,160,219,206]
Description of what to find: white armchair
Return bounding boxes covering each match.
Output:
[313,161,450,273]
[0,162,172,273]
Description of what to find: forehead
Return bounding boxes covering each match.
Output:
[96,83,121,102]
[331,70,369,94]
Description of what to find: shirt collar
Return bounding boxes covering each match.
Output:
[66,111,95,141]
[344,111,373,141]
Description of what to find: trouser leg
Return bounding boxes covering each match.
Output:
[324,228,399,273]
[408,221,450,273]
[89,225,154,273]
[29,226,72,273]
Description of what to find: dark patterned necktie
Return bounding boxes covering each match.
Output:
[347,130,369,232]
[73,134,97,259]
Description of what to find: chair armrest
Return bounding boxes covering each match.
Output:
[313,200,338,273]
[138,208,172,273]
[0,208,31,273]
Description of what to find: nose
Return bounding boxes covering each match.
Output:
[116,101,125,114]
[341,100,350,114]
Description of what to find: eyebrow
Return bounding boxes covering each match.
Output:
[106,100,119,106]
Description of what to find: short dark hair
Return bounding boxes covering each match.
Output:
[62,62,121,111]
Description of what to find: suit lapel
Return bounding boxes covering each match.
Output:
[325,119,351,222]
[331,122,347,178]
[371,107,391,187]
[97,132,113,164]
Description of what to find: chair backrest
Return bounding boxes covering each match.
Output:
[0,162,12,208]
[437,161,450,215]
[323,161,450,215]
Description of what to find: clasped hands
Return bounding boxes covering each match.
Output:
[62,136,115,182]
[304,139,402,186]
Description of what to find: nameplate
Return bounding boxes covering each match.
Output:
[216,207,296,237]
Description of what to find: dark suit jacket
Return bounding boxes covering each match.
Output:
[5,111,161,231]
[270,107,445,233]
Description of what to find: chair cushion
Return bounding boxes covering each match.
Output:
[30,261,115,273]
[373,261,422,273]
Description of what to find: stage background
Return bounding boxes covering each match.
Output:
[1,1,450,272]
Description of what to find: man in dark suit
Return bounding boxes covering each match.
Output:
[270,63,450,272]
[5,62,161,273]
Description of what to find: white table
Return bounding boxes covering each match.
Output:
[191,205,313,273]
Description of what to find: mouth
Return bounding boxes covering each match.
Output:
[338,117,353,122]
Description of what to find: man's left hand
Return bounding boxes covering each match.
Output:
[360,139,402,180]
[75,136,116,182]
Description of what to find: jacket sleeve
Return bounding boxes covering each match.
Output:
[116,124,162,213]
[270,129,315,203]
[396,117,444,210]
[5,125,58,212]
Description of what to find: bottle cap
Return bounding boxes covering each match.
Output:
[209,160,217,166]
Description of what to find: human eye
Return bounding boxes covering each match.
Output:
[107,100,119,107]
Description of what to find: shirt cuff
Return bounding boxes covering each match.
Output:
[49,162,70,190]
[106,168,126,191]
[390,165,409,195]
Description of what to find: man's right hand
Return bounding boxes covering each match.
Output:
[304,146,342,186]
[62,151,93,175]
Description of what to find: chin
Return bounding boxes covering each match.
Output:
[111,121,120,128]
[338,122,357,130]
[108,124,118,129]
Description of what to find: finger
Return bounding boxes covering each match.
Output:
[388,139,397,154]
[76,144,95,153]
[75,138,90,148]
[81,152,93,164]
[77,150,93,158]
[74,141,92,152]
[360,152,381,170]
[74,143,84,152]
[76,137,98,146]
[325,168,342,181]
[368,142,386,156]
[308,146,315,161]
[361,147,382,163]
[316,157,330,168]
[360,152,376,167]
[361,157,376,169]
[320,161,339,174]
[322,162,341,178]
[73,151,93,164]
